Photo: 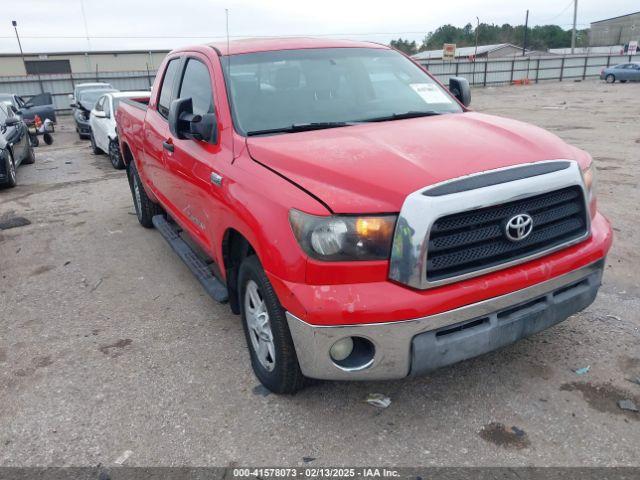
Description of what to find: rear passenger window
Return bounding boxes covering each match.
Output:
[158,58,180,118]
[178,59,214,116]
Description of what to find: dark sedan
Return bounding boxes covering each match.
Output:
[0,92,57,123]
[0,102,34,188]
[600,62,640,83]
[73,88,117,139]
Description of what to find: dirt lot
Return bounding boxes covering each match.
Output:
[0,80,638,467]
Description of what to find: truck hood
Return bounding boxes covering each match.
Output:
[246,112,582,213]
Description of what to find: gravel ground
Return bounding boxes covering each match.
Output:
[0,79,638,467]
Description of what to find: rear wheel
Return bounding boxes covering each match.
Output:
[128,161,162,228]
[22,143,35,165]
[238,255,305,394]
[109,139,125,170]
[90,132,102,154]
[3,151,17,188]
[605,74,615,84]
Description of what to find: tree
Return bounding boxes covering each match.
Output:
[390,38,418,55]
[416,22,590,52]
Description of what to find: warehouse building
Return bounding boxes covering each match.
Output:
[0,49,169,77]
[589,11,640,47]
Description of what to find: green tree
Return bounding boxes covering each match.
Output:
[390,38,418,55]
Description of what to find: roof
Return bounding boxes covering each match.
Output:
[591,11,640,24]
[0,49,169,58]
[412,43,523,60]
[206,37,388,55]
[110,91,151,98]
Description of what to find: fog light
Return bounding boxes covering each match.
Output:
[329,337,354,362]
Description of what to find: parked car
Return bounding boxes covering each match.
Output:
[0,92,56,123]
[0,102,35,188]
[117,38,612,394]
[89,91,151,169]
[600,62,640,83]
[69,82,113,104]
[73,88,117,139]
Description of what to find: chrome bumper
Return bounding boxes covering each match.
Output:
[286,260,603,381]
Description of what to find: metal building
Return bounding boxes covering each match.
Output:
[0,49,169,76]
[589,11,640,47]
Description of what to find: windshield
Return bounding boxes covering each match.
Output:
[79,89,116,105]
[222,48,462,135]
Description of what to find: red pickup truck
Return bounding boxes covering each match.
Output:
[116,38,612,393]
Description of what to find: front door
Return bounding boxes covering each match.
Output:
[163,54,224,253]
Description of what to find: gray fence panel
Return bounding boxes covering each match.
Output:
[419,53,638,86]
[0,70,157,112]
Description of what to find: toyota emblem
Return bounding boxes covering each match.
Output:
[505,213,533,242]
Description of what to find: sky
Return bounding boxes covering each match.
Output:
[0,0,634,54]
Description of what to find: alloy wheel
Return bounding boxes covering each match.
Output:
[244,280,276,371]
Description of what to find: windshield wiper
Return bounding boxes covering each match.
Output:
[361,110,442,123]
[246,122,352,136]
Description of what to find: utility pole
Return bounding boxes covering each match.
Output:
[571,0,578,54]
[472,16,480,82]
[11,21,27,74]
[79,0,92,72]
[523,10,529,56]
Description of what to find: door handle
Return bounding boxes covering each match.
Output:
[162,140,174,152]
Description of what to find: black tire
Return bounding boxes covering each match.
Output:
[109,139,125,170]
[90,132,102,154]
[43,133,53,145]
[30,135,39,148]
[2,151,17,188]
[238,255,305,394]
[22,142,35,165]
[605,74,615,84]
[128,161,162,228]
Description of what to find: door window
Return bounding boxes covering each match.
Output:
[178,59,214,115]
[158,58,181,118]
[95,96,105,111]
[104,97,111,117]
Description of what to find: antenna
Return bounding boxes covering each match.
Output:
[226,8,236,160]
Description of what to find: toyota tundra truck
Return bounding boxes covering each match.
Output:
[116,38,612,394]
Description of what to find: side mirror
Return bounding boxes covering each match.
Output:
[449,77,471,107]
[93,110,107,119]
[168,97,218,144]
[70,102,78,109]
[68,94,74,100]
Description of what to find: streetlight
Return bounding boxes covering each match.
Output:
[11,20,27,74]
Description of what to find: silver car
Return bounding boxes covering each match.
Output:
[600,62,640,83]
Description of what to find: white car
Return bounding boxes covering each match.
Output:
[89,91,150,169]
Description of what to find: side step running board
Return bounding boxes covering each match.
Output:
[152,215,229,303]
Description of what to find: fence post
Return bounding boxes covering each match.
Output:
[509,59,515,84]
[483,60,488,87]
[535,58,540,83]
[455,61,459,77]
[559,57,565,81]
[582,56,588,80]
[606,55,611,67]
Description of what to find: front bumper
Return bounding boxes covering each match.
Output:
[75,116,91,135]
[286,260,603,380]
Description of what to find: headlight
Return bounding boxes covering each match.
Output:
[581,162,596,202]
[289,209,397,261]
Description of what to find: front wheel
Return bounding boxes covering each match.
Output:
[605,74,615,84]
[109,139,125,170]
[238,255,305,394]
